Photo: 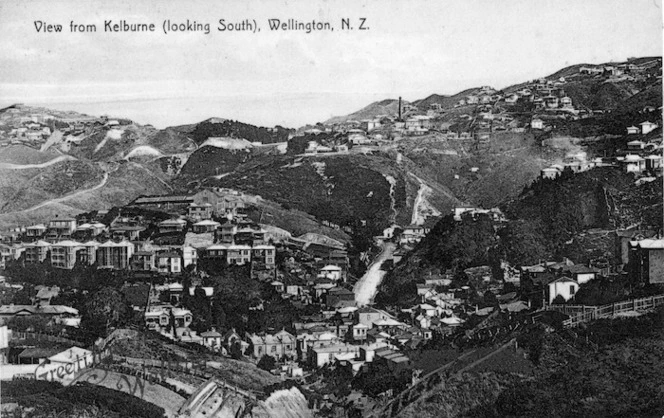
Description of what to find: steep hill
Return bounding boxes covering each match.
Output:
[413,88,480,110]
[189,119,291,145]
[376,166,663,307]
[325,99,401,124]
[325,57,661,120]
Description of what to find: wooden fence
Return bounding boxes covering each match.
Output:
[548,294,664,328]
[10,330,85,347]
[109,355,258,401]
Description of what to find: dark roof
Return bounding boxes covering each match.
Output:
[132,195,194,204]
[531,273,557,286]
[329,287,354,295]
[560,265,600,274]
[18,347,61,358]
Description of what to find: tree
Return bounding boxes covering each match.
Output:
[483,291,498,307]
[80,287,131,342]
[497,220,548,267]
[229,342,243,360]
[551,295,567,305]
[257,354,276,372]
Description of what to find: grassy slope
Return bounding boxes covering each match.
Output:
[0,144,62,164]
[0,160,104,212]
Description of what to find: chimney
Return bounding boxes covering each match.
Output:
[398,97,402,120]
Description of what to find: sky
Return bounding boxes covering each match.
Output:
[0,0,662,128]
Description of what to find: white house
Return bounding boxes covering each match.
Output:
[623,154,646,173]
[626,126,640,135]
[541,167,561,180]
[531,118,544,130]
[319,265,343,281]
[547,277,579,304]
[639,121,658,135]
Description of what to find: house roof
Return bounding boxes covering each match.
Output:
[111,225,145,231]
[98,240,133,248]
[441,316,464,325]
[631,239,664,250]
[531,272,557,286]
[560,265,600,274]
[201,330,222,338]
[157,252,181,259]
[159,219,187,226]
[0,305,78,315]
[49,347,92,363]
[548,276,578,285]
[18,347,61,359]
[329,287,354,295]
[193,220,220,227]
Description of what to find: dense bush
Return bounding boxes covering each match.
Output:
[191,120,290,145]
[3,380,165,418]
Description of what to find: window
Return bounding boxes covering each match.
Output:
[569,285,576,295]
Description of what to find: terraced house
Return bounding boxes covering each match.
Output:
[96,240,134,269]
[246,330,296,359]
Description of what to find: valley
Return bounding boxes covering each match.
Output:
[0,56,662,418]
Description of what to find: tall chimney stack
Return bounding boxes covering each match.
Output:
[398,97,402,120]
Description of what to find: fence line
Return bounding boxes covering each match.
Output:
[9,330,85,347]
[109,354,258,401]
[548,294,664,328]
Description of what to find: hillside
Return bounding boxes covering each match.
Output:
[189,119,291,145]
[0,56,660,242]
[376,166,663,307]
[198,154,401,240]
[395,307,664,418]
[326,57,661,121]
[325,99,401,124]
[412,88,480,110]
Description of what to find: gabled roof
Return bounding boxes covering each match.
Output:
[548,276,578,285]
[19,347,61,359]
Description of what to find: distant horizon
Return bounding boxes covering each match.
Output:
[2,0,661,129]
[2,54,660,130]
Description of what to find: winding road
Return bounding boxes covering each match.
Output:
[353,243,396,306]
[7,171,110,214]
[0,155,76,170]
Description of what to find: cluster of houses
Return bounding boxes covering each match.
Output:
[520,231,664,306]
[617,121,662,175]
[0,105,116,147]
[0,212,277,273]
[299,59,661,151]
[241,306,415,375]
[0,188,298,273]
[540,120,662,180]
[578,59,657,82]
